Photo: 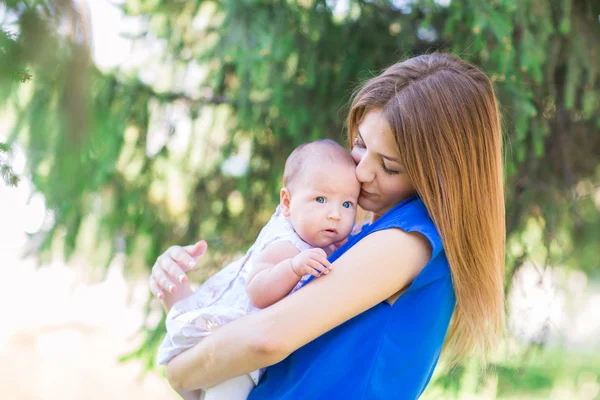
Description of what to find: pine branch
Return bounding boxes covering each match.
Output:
[149,88,230,106]
[0,163,20,187]
[0,143,20,187]
[0,29,33,84]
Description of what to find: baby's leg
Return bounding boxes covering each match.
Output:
[201,375,255,400]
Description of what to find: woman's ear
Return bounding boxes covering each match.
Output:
[280,187,292,217]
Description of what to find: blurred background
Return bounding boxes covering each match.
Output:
[1,0,599,399]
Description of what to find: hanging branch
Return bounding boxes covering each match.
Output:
[0,143,20,187]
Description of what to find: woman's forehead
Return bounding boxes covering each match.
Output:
[358,111,399,156]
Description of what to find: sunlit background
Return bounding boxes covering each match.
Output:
[1,0,599,398]
[0,2,177,398]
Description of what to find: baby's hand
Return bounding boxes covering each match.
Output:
[291,248,332,278]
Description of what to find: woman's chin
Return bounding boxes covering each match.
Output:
[358,197,379,213]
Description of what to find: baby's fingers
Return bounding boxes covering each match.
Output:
[312,248,328,258]
[311,254,332,270]
[308,260,329,275]
[304,265,322,277]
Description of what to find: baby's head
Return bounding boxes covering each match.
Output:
[280,139,360,248]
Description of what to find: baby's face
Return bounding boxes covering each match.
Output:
[286,162,360,248]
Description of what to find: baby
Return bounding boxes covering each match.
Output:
[157,139,360,399]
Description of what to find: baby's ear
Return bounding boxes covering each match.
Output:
[280,187,292,216]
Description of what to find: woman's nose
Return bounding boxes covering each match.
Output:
[354,154,375,183]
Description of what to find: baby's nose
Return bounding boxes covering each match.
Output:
[328,207,341,220]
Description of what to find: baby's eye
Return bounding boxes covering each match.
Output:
[316,197,325,204]
[342,201,352,209]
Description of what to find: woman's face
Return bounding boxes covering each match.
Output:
[351,110,416,217]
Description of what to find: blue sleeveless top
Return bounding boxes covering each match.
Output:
[248,195,456,400]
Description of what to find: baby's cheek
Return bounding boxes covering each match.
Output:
[342,220,355,238]
[295,221,319,245]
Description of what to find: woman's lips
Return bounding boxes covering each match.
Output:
[360,189,374,197]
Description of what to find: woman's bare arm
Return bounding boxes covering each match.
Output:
[166,228,431,391]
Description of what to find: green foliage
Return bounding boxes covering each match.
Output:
[0,143,20,186]
[1,0,599,390]
[0,29,32,88]
[0,28,29,186]
[423,347,600,399]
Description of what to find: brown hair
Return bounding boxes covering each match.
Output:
[347,53,505,364]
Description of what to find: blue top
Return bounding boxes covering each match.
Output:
[248,195,456,400]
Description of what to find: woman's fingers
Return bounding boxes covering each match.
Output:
[159,255,188,284]
[167,246,198,272]
[149,241,208,300]
[149,277,165,299]
[182,240,208,260]
[153,267,177,294]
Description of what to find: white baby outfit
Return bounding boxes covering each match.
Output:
[157,206,313,398]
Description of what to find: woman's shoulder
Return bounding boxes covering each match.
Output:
[365,195,443,258]
[358,196,451,292]
[380,195,434,227]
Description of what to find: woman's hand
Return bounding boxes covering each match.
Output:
[149,240,208,299]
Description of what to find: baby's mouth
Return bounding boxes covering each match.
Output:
[324,228,337,235]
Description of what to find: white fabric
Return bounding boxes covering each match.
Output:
[199,374,255,400]
[157,206,313,367]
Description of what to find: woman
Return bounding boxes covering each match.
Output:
[149,53,505,399]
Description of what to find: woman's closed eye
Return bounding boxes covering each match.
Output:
[354,133,402,175]
[382,162,401,175]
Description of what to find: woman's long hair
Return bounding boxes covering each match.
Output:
[347,53,505,364]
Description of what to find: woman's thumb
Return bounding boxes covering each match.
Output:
[184,240,208,258]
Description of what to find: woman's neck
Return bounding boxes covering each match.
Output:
[371,214,381,223]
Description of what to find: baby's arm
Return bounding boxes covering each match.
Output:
[246,242,302,309]
[246,242,331,309]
